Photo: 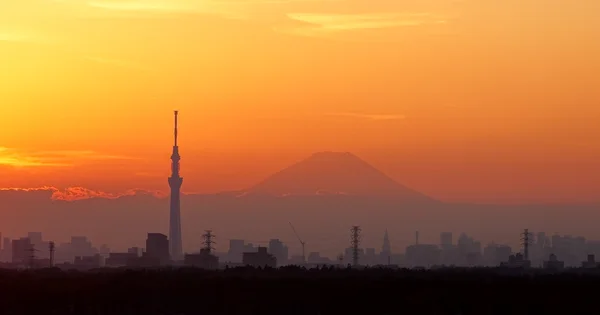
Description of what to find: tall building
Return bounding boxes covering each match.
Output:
[382,229,391,254]
[146,233,170,265]
[268,239,288,266]
[12,238,32,265]
[380,230,392,265]
[168,110,183,261]
[27,232,43,246]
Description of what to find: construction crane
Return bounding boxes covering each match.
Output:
[289,222,306,263]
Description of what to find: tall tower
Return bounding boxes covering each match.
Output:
[168,110,183,261]
[381,229,391,266]
[382,229,391,254]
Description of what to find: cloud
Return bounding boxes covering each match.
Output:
[0,147,71,167]
[279,12,447,36]
[325,113,406,121]
[0,147,138,168]
[0,186,166,201]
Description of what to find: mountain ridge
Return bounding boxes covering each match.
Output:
[246,151,436,203]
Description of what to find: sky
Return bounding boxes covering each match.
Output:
[1,0,600,204]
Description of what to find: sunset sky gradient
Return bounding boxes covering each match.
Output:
[1,0,599,203]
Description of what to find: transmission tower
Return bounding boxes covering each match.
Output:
[521,229,533,260]
[202,230,216,254]
[350,226,361,267]
[49,241,55,267]
[27,244,38,269]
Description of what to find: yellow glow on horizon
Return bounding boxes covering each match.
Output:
[1,0,599,202]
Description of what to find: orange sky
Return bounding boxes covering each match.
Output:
[1,0,599,203]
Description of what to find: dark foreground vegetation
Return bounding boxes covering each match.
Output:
[1,266,600,314]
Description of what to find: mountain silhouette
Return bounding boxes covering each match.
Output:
[247,152,436,203]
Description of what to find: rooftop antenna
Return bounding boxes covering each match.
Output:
[289,222,306,264]
[174,110,179,147]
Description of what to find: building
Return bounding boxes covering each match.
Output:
[145,233,170,265]
[128,247,142,257]
[243,247,276,268]
[69,236,97,260]
[405,244,440,268]
[1,237,12,262]
[543,254,564,270]
[582,254,599,269]
[501,253,531,268]
[168,110,183,261]
[268,239,288,266]
[12,238,32,265]
[27,232,42,246]
[380,230,392,265]
[227,239,245,262]
[184,249,219,269]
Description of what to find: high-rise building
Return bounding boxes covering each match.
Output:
[268,239,288,266]
[27,232,43,245]
[382,229,391,254]
[12,238,32,264]
[168,110,183,261]
[380,230,392,265]
[146,233,170,265]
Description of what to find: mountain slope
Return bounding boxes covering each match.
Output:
[247,152,436,203]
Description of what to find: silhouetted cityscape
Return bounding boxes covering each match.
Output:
[1,112,598,273]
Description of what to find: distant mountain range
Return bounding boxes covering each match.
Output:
[240,151,436,203]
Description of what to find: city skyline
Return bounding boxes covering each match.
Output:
[2,1,598,313]
[1,1,600,204]
[1,139,600,255]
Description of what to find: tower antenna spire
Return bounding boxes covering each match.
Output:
[174,110,178,146]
